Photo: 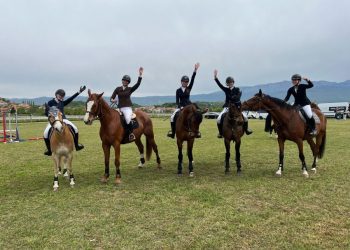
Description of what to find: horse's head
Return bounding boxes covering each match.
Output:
[242,89,265,111]
[84,89,104,125]
[48,107,64,133]
[182,104,206,136]
[228,101,243,125]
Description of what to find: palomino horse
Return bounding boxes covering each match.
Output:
[48,108,75,191]
[222,102,245,175]
[242,89,327,177]
[84,90,161,184]
[176,104,207,176]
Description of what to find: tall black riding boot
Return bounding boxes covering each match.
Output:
[74,133,84,151]
[308,117,317,136]
[44,138,52,156]
[167,122,175,139]
[217,123,223,138]
[127,123,135,141]
[243,121,253,135]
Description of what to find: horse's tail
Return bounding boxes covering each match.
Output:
[311,102,320,110]
[318,130,326,159]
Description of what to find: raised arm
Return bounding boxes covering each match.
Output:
[130,67,143,93]
[63,85,85,106]
[188,63,200,90]
[303,77,314,89]
[214,69,226,92]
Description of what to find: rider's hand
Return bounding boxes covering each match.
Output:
[194,63,200,72]
[214,69,218,79]
[139,67,144,77]
[110,98,117,103]
[303,77,310,82]
[79,85,86,93]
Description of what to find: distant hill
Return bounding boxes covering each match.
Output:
[10,80,350,106]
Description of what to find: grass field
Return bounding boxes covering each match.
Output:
[0,118,349,249]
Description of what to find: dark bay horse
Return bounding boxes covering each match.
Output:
[84,90,161,184]
[48,108,75,191]
[222,102,245,175]
[242,89,327,177]
[176,104,207,177]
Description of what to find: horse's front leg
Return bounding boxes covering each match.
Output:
[66,153,75,187]
[297,140,309,178]
[276,137,285,176]
[101,143,111,183]
[52,153,60,191]
[235,139,242,175]
[307,137,317,173]
[187,139,194,177]
[224,138,231,174]
[177,139,183,176]
[113,142,122,184]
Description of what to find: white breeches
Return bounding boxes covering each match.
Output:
[120,107,133,124]
[302,105,313,118]
[217,108,229,123]
[43,119,78,138]
[170,108,180,122]
[217,108,248,123]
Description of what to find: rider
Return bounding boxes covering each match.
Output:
[43,86,86,156]
[214,70,252,138]
[284,74,317,135]
[110,67,144,142]
[167,63,200,138]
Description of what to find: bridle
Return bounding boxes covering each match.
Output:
[86,98,104,121]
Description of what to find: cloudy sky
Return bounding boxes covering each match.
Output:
[1,0,349,98]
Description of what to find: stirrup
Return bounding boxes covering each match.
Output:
[245,129,253,135]
[217,134,223,138]
[76,144,84,151]
[167,131,175,138]
[129,133,135,141]
[195,132,201,138]
[310,129,317,136]
[44,151,52,156]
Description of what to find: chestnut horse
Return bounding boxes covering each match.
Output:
[48,108,75,191]
[242,89,327,177]
[222,102,245,175]
[176,104,207,176]
[84,90,161,184]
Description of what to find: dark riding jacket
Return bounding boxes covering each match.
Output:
[176,72,196,108]
[111,77,142,108]
[284,80,313,106]
[214,78,242,107]
[45,92,79,119]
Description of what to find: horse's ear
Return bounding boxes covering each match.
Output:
[97,92,104,99]
[258,89,262,96]
[88,89,91,97]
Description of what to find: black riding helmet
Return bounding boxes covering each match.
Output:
[55,89,66,97]
[181,75,189,82]
[122,75,131,83]
[226,76,235,85]
[291,74,302,81]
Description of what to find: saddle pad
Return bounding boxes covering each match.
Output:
[299,111,321,124]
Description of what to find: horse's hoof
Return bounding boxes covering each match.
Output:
[302,171,309,178]
[58,171,62,176]
[236,171,242,176]
[100,177,108,183]
[177,173,183,177]
[115,178,122,185]
[138,162,145,168]
[64,173,69,178]
[157,164,162,170]
[225,170,230,175]
[53,187,58,192]
[189,172,194,178]
[275,171,282,177]
[311,168,317,173]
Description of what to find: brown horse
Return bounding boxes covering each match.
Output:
[84,90,161,184]
[242,89,327,177]
[48,108,75,191]
[222,102,245,175]
[176,104,207,176]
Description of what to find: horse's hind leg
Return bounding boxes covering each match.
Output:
[177,139,183,176]
[187,139,194,177]
[224,138,231,174]
[235,140,242,175]
[101,143,111,183]
[135,138,145,168]
[113,142,122,185]
[144,130,161,168]
[52,154,60,191]
[297,140,309,178]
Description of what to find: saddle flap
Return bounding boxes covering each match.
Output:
[298,110,321,124]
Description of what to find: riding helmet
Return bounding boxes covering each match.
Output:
[122,75,131,83]
[226,76,235,84]
[55,89,66,97]
[291,74,302,81]
[181,75,190,82]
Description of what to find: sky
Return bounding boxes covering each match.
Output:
[0,0,349,98]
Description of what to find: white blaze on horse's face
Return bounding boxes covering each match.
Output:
[53,114,63,132]
[84,100,95,125]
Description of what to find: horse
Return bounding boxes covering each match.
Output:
[221,102,245,175]
[47,108,75,191]
[84,90,161,184]
[175,104,207,177]
[242,89,327,178]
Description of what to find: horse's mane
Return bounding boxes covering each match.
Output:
[264,95,294,110]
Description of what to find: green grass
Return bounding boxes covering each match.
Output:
[0,118,349,249]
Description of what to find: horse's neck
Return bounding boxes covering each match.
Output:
[263,101,292,125]
[99,101,120,125]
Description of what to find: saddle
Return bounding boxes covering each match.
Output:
[48,124,75,140]
[298,108,320,124]
[115,109,139,143]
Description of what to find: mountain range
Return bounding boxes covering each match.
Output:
[9,80,350,106]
